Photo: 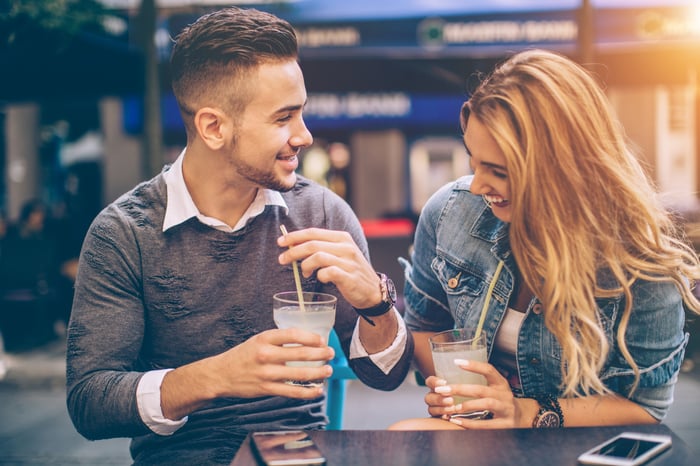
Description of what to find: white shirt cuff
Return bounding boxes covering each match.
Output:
[349,307,407,374]
[136,369,188,435]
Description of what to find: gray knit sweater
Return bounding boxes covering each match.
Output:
[66,171,413,464]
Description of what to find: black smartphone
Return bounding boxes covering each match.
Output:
[577,432,672,465]
[250,431,326,466]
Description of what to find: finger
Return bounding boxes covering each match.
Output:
[262,328,330,347]
[426,391,456,407]
[453,359,508,386]
[278,228,351,248]
[425,376,446,390]
[254,355,333,384]
[450,384,492,399]
[298,251,357,278]
[428,400,460,417]
[281,243,363,276]
[278,345,335,364]
[276,364,334,383]
[425,388,460,417]
[280,239,351,261]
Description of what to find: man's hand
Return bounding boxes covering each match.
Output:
[277,227,399,353]
[160,328,334,420]
[277,228,382,309]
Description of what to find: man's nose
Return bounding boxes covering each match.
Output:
[290,119,313,149]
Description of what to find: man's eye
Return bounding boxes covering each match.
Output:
[493,170,507,179]
[278,114,292,122]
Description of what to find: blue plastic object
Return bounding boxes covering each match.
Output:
[326,329,357,430]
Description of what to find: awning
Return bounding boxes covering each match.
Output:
[164,0,700,60]
[0,29,143,103]
[161,0,700,94]
[129,0,700,134]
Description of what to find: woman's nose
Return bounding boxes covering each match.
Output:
[469,170,487,195]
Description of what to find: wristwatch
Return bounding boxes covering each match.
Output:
[532,394,563,428]
[353,273,396,326]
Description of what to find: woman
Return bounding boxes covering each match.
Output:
[392,49,700,430]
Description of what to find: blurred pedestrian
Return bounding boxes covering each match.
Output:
[0,199,60,351]
[0,209,6,378]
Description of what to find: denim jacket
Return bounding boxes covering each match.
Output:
[401,176,688,420]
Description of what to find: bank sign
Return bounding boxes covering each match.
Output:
[164,4,699,59]
[124,92,465,134]
[290,6,699,57]
[303,93,464,130]
[297,12,577,53]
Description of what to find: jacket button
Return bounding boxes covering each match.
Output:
[532,304,543,315]
[530,358,540,365]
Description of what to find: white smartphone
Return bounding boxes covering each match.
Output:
[251,431,326,466]
[577,431,672,465]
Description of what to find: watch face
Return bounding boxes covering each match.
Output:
[385,277,397,303]
[536,411,560,428]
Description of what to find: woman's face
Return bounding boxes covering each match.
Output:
[464,114,512,223]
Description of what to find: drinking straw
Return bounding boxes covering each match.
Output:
[280,225,306,312]
[473,260,504,346]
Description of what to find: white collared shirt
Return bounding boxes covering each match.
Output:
[162,149,288,233]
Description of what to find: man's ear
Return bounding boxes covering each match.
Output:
[194,107,230,150]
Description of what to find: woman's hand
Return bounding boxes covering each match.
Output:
[424,359,530,429]
[421,359,659,430]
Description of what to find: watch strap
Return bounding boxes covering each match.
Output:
[353,273,396,326]
[355,299,393,317]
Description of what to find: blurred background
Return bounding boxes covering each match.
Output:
[1,0,700,381]
[2,1,700,463]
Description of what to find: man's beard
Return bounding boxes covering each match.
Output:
[236,161,296,192]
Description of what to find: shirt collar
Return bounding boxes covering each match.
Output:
[162,149,288,232]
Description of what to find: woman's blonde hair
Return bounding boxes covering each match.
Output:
[462,49,700,397]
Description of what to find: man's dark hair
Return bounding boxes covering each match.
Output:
[170,7,298,132]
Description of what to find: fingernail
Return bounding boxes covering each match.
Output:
[449,417,463,426]
[454,359,469,366]
[435,385,451,394]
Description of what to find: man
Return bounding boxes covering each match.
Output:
[66,7,413,465]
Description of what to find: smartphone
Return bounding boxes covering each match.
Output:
[251,431,326,466]
[577,432,672,465]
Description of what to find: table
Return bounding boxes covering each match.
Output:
[230,424,696,466]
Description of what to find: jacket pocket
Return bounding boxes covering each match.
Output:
[432,257,490,328]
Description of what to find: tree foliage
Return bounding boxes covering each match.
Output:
[1,0,109,51]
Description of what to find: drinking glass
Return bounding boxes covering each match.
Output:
[429,329,487,404]
[273,291,337,387]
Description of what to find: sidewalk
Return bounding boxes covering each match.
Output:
[0,338,67,390]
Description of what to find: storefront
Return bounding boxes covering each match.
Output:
[142,0,699,218]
